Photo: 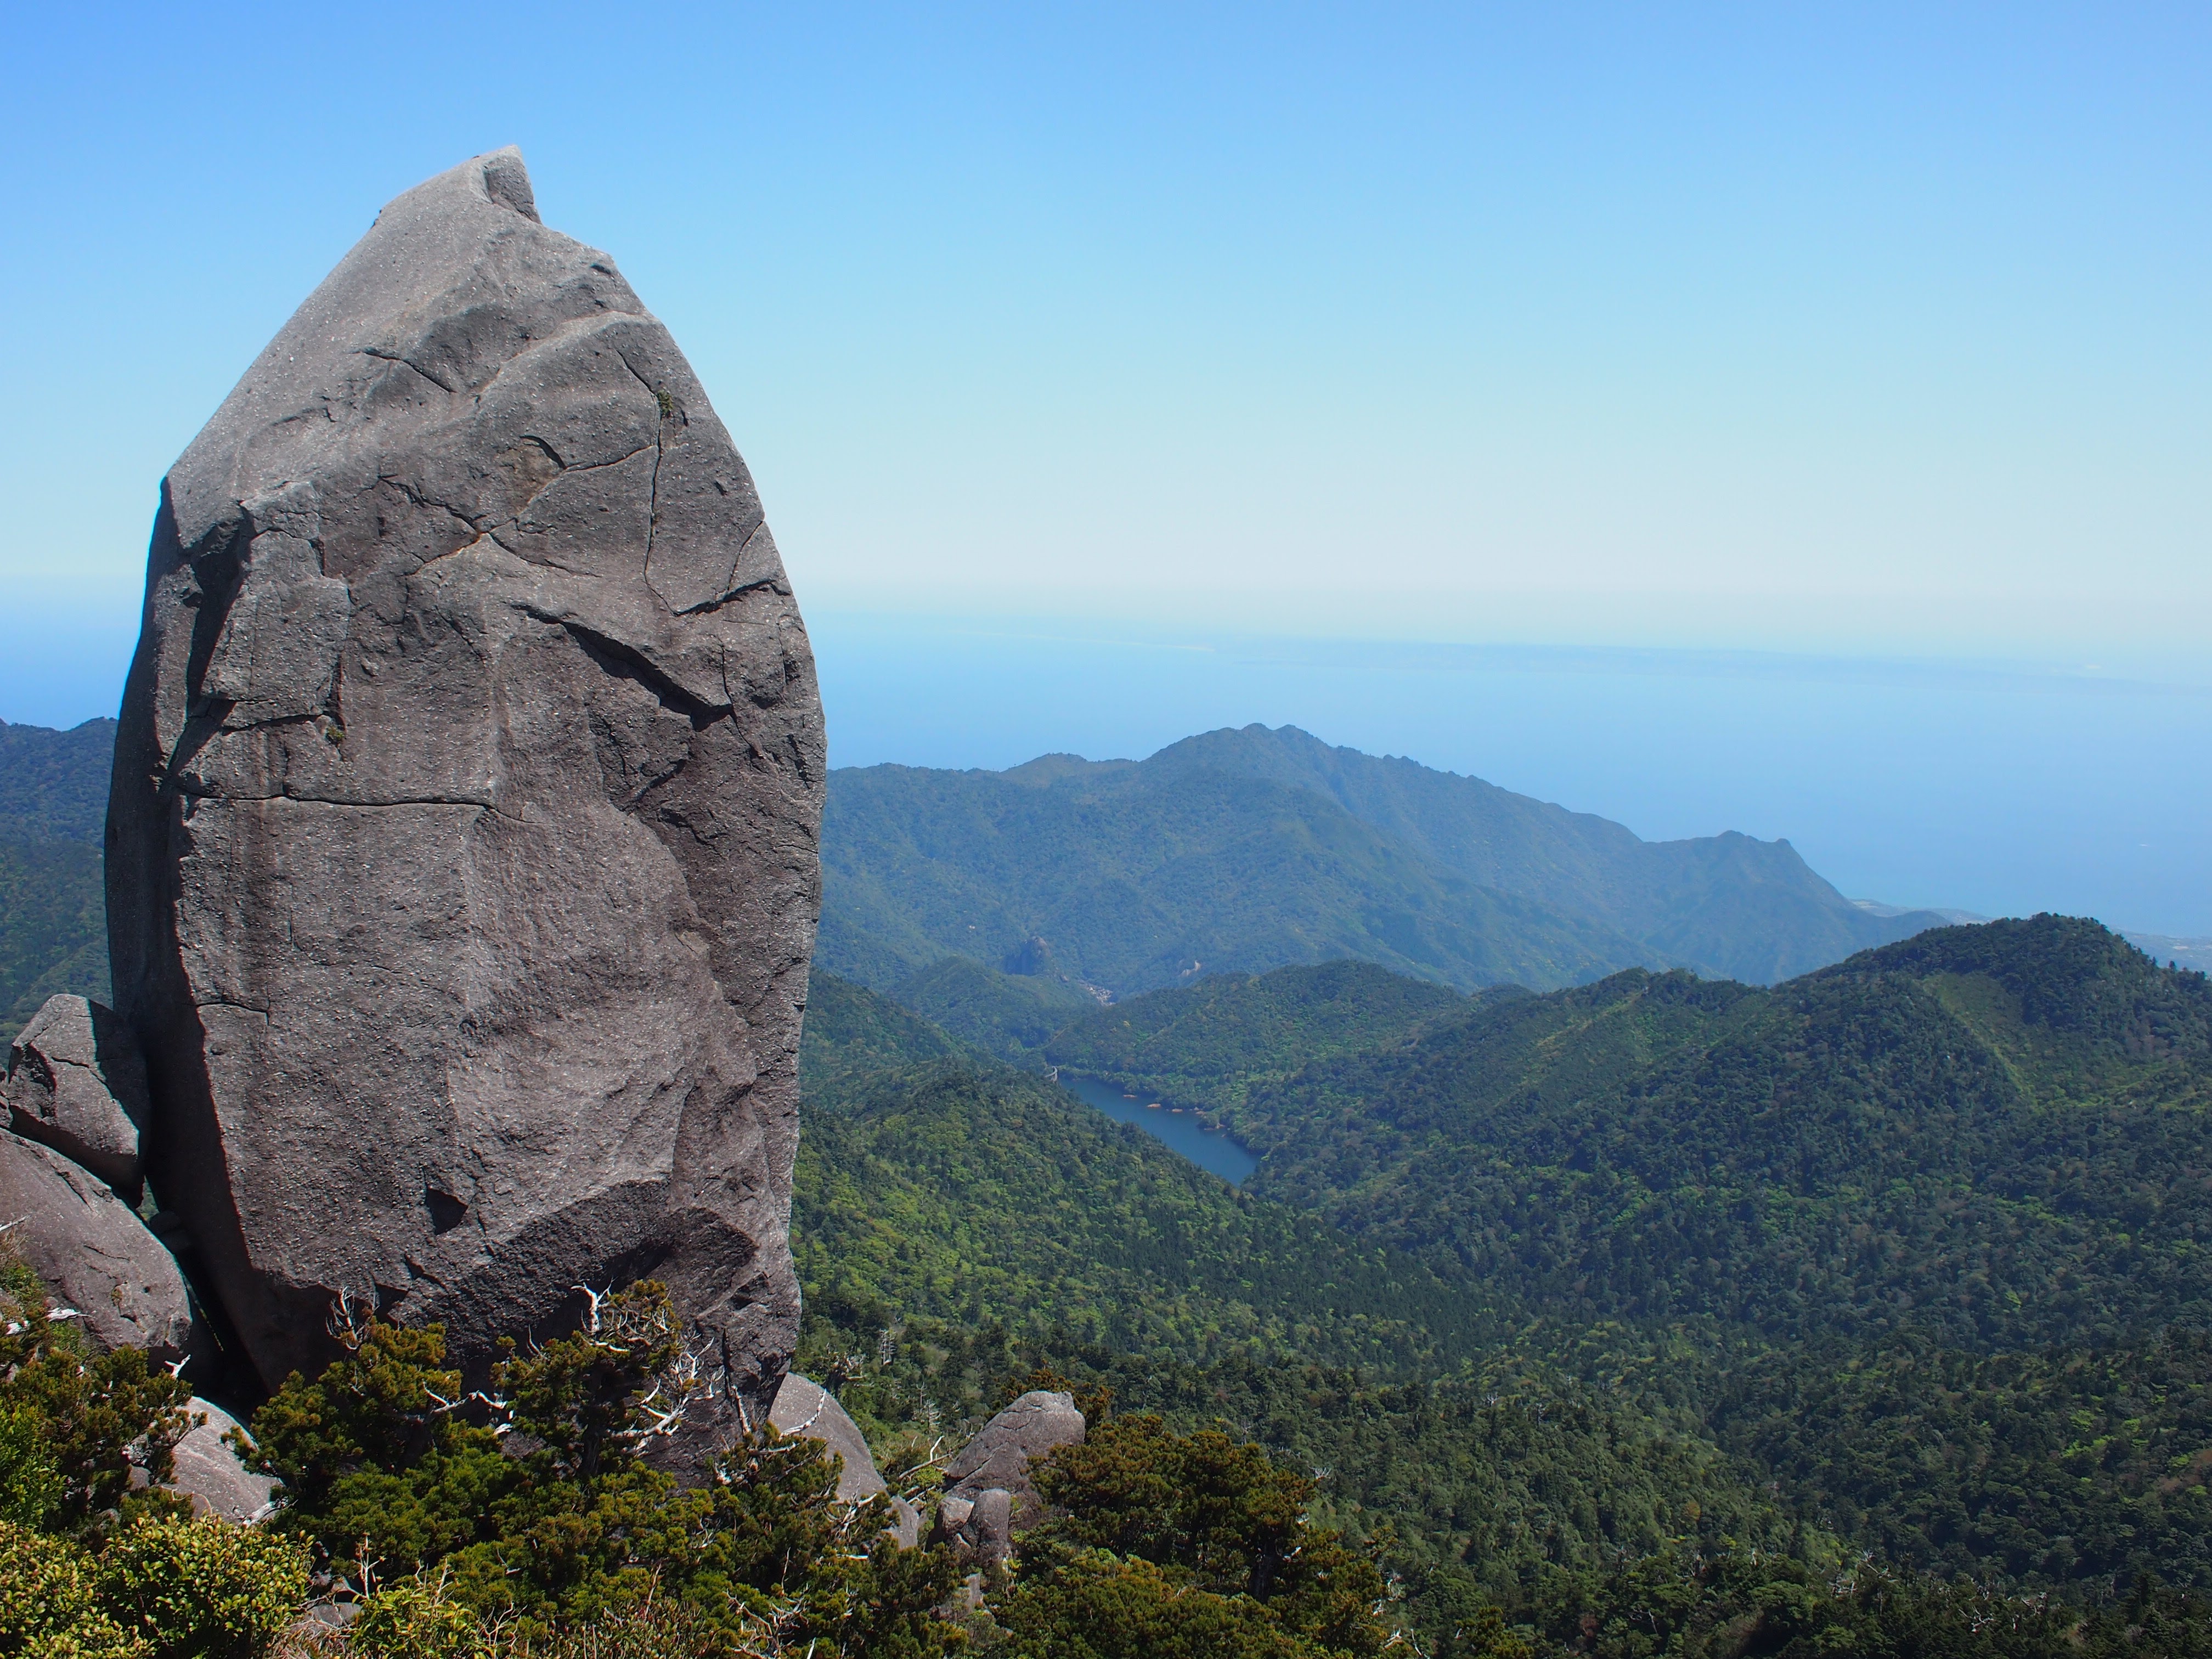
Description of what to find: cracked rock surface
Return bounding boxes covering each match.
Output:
[5,994,150,1201]
[0,1128,197,1358]
[107,149,825,1447]
[944,1390,1086,1526]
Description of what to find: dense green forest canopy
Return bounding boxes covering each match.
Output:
[795,992,1505,1381]
[1044,958,1483,1108]
[1207,916,2212,1351]
[792,921,2212,1639]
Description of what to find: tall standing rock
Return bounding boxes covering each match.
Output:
[106,149,824,1443]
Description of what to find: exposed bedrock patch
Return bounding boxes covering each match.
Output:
[106,149,825,1459]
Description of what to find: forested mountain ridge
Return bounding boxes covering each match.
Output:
[0,714,1966,1037]
[790,970,1843,1634]
[820,757,1654,997]
[1044,958,1486,1110]
[819,723,1956,1003]
[1144,724,1954,983]
[795,946,2212,1622]
[1137,917,2212,1351]
[0,716,113,1032]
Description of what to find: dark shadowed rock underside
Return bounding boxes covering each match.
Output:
[106,149,825,1451]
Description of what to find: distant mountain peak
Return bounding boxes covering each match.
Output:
[821,725,1966,997]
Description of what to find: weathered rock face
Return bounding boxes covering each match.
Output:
[0,1130,196,1358]
[938,1486,1015,1565]
[165,1399,278,1523]
[771,1372,887,1500]
[106,149,825,1440]
[771,1371,921,1546]
[943,1389,1086,1523]
[5,995,150,1200]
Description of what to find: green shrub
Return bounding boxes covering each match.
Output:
[0,1399,63,1528]
[494,1595,730,1657]
[95,1514,309,1659]
[0,1239,194,1540]
[0,1517,149,1658]
[998,1414,1393,1658]
[997,1547,1336,1658]
[344,1573,492,1659]
[249,1284,961,1649]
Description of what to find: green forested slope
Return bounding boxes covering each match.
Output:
[924,922,2212,1606]
[1217,917,2212,1351]
[1711,1331,2212,1589]
[889,952,1099,1065]
[791,973,1826,1634]
[820,759,1651,997]
[1143,723,1953,984]
[0,718,114,1033]
[794,1051,1502,1376]
[1044,958,1480,1111]
[820,724,1953,1003]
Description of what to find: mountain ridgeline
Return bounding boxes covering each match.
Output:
[0,715,1954,1040]
[1065,916,2212,1353]
[819,722,1956,1001]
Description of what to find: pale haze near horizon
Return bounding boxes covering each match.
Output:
[2,3,2205,934]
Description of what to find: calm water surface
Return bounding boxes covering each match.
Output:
[1057,1074,1259,1186]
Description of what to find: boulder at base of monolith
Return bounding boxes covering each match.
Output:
[6,995,150,1201]
[0,1130,195,1359]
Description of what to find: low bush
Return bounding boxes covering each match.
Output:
[0,1516,149,1658]
[245,1282,962,1650]
[96,1515,310,1659]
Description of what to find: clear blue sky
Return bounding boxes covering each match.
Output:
[3,3,2207,930]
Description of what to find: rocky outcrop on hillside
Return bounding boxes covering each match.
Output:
[936,1389,1086,1562]
[772,1372,888,1502]
[771,1372,922,1547]
[105,148,825,1453]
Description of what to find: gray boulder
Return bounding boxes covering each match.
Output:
[887,1494,923,1551]
[936,1486,1016,1564]
[5,995,150,1200]
[0,1129,195,1358]
[166,1398,276,1522]
[769,1372,920,1547]
[771,1372,887,1500]
[105,148,825,1449]
[944,1389,1086,1527]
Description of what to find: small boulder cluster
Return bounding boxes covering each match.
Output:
[3,994,269,1520]
[766,1375,1087,1560]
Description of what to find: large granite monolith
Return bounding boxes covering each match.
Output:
[106,149,825,1451]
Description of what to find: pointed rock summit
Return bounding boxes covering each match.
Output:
[107,149,825,1444]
